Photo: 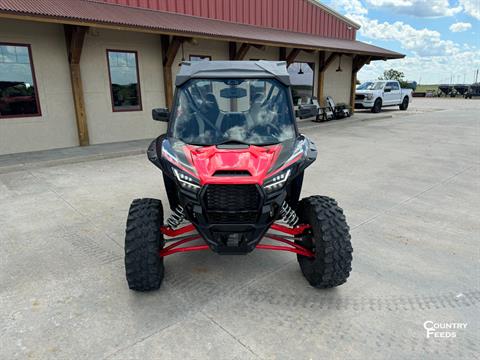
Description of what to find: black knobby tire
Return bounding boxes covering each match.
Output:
[125,198,165,291]
[399,97,409,110]
[371,98,382,113]
[295,196,353,288]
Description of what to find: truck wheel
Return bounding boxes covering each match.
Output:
[399,97,409,110]
[125,198,165,291]
[295,196,353,288]
[371,98,382,113]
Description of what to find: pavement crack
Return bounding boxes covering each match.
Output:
[202,311,262,359]
[102,321,181,360]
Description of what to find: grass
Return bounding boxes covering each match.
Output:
[415,84,439,93]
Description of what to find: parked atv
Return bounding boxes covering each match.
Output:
[125,61,352,291]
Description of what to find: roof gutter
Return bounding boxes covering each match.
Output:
[0,11,403,59]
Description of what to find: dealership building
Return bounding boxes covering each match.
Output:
[0,0,403,155]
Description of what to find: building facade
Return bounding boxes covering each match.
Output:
[0,0,403,155]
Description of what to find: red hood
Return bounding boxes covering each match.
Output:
[183,145,282,185]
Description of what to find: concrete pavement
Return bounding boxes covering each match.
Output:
[0,98,479,359]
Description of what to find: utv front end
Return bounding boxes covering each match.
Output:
[125,61,352,292]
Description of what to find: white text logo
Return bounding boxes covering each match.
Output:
[423,321,468,338]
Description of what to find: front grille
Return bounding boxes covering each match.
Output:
[208,212,258,223]
[355,94,365,100]
[204,184,260,223]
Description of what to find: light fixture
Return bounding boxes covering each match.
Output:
[264,169,292,193]
[298,63,304,75]
[336,55,343,72]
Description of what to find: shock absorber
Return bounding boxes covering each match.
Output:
[166,205,185,229]
[279,201,299,227]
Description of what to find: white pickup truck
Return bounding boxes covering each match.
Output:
[355,80,412,113]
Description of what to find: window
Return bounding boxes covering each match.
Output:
[367,82,386,90]
[287,62,315,105]
[387,82,400,90]
[0,43,40,118]
[357,81,373,90]
[107,50,142,112]
[189,55,211,61]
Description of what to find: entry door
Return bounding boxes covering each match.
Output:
[385,81,400,105]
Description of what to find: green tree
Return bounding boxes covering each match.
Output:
[379,69,408,87]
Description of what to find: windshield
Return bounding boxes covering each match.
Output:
[365,81,385,90]
[170,78,295,146]
[357,81,373,90]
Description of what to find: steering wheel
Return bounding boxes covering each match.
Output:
[248,122,282,139]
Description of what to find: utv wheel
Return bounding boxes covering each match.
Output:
[371,98,382,113]
[295,196,353,288]
[399,97,409,110]
[125,198,165,291]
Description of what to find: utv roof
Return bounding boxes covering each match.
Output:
[175,60,291,87]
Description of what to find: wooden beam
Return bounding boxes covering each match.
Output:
[279,47,287,61]
[64,25,89,146]
[161,35,170,62]
[353,55,371,73]
[350,55,359,113]
[163,71,173,108]
[349,56,371,113]
[286,48,301,66]
[65,25,87,63]
[350,69,357,114]
[164,36,184,67]
[234,43,251,60]
[229,42,237,60]
[317,51,326,106]
[319,52,339,72]
[160,35,172,109]
[251,44,266,51]
[161,35,187,109]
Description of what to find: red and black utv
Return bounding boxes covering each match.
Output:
[125,61,352,291]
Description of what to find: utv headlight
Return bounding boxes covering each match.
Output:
[366,94,374,100]
[263,169,291,193]
[172,168,201,191]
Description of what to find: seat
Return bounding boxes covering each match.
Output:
[326,96,351,119]
[296,97,319,120]
[249,93,265,125]
[220,113,248,134]
[200,93,220,123]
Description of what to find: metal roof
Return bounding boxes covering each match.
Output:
[306,0,360,29]
[0,0,404,59]
[175,61,291,86]
[92,0,359,39]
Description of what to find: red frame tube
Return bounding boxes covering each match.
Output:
[262,233,314,257]
[160,224,195,237]
[270,223,311,235]
[256,244,313,257]
[159,222,314,258]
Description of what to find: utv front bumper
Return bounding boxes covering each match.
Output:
[182,183,286,254]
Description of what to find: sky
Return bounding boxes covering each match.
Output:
[321,0,479,84]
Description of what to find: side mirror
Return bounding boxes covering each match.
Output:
[384,87,392,93]
[152,108,170,122]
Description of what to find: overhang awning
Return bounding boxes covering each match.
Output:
[0,0,404,60]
